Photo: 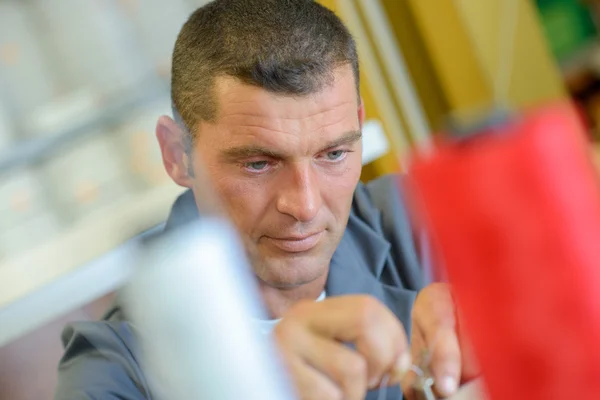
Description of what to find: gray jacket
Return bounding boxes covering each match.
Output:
[54,174,427,399]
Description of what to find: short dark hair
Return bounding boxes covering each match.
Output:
[171,0,360,140]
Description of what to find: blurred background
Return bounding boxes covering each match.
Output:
[0,0,599,399]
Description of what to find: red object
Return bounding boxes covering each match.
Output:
[409,102,600,400]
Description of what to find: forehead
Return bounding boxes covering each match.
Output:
[204,67,359,141]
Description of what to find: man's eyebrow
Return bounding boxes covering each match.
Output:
[219,130,362,161]
[220,146,285,161]
[320,130,363,151]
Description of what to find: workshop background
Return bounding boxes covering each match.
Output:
[0,0,598,399]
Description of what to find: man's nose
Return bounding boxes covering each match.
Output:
[276,163,322,223]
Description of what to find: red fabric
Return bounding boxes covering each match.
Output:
[409,102,600,400]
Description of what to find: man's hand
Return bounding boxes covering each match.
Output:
[274,295,411,400]
[402,283,480,399]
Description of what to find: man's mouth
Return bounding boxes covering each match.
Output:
[264,231,324,253]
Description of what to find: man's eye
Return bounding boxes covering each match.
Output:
[244,161,270,171]
[325,150,347,161]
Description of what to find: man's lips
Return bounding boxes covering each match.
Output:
[264,231,324,253]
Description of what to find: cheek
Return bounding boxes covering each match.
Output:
[191,151,247,214]
[204,168,269,232]
[322,156,362,215]
[340,152,363,187]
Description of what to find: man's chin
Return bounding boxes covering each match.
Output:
[253,259,328,290]
[257,278,310,290]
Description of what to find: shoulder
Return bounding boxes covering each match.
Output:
[60,309,138,356]
[54,308,151,399]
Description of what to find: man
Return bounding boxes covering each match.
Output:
[55,1,477,399]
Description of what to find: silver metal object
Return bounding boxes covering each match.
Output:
[412,352,437,400]
[413,373,436,400]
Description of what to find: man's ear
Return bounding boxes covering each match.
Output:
[156,115,193,188]
[358,97,366,128]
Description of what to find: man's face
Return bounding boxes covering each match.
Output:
[167,67,363,288]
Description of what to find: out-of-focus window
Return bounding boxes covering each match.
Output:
[0,1,211,319]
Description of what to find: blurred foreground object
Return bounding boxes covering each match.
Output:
[124,219,296,400]
[410,101,600,400]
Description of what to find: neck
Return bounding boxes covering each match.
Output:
[259,274,327,319]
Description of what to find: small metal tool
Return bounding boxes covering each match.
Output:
[413,370,436,400]
[412,350,437,400]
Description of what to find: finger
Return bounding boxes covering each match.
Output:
[289,296,411,385]
[303,334,369,400]
[412,283,461,397]
[287,355,343,400]
[429,326,461,396]
[412,284,456,341]
[401,325,427,400]
[275,312,368,399]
